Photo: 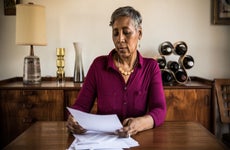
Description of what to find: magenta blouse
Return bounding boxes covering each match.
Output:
[72,50,166,127]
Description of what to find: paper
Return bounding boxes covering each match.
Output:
[74,134,130,149]
[67,107,139,150]
[70,132,139,150]
[67,107,123,133]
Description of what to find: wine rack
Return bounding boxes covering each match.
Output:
[156,41,194,85]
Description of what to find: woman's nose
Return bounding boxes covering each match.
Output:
[118,33,125,43]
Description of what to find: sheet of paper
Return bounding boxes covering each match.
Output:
[67,107,123,133]
[67,107,139,150]
[72,133,139,150]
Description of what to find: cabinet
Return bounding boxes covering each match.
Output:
[0,90,64,148]
[0,77,213,149]
[164,89,211,129]
[164,77,213,131]
[0,77,82,149]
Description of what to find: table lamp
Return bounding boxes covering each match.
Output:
[16,3,47,84]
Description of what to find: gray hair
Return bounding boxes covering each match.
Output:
[109,6,142,29]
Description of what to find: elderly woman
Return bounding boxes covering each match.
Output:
[67,6,166,136]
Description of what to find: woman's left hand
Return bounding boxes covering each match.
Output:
[117,115,154,137]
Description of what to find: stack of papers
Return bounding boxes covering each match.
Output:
[67,107,139,150]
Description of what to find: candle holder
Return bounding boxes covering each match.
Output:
[56,48,65,86]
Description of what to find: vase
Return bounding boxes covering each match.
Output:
[73,42,84,82]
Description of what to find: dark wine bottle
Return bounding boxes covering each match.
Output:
[175,69,187,83]
[156,56,166,69]
[173,41,187,56]
[167,61,180,72]
[159,41,173,56]
[161,69,174,84]
[180,55,194,69]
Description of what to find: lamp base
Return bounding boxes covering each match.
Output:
[23,55,41,84]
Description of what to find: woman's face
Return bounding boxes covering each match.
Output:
[112,16,142,59]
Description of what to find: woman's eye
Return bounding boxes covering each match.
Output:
[112,30,132,37]
[123,30,132,36]
[113,31,118,36]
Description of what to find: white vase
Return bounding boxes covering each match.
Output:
[73,42,84,82]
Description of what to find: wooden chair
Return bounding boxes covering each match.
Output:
[215,79,230,145]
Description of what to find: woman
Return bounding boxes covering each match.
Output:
[67,6,166,136]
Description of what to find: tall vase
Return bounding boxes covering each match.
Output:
[73,42,84,82]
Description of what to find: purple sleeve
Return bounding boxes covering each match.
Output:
[71,59,97,113]
[147,64,167,127]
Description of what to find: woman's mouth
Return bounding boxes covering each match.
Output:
[118,47,127,51]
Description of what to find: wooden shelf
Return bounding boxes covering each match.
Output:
[0,77,83,90]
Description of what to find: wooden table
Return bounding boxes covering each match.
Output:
[3,121,227,150]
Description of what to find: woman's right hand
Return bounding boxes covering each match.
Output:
[66,115,87,134]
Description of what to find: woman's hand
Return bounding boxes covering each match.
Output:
[66,115,87,134]
[117,115,154,137]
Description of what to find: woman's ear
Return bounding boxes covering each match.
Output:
[138,28,142,40]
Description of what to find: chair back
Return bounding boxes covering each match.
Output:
[215,79,230,123]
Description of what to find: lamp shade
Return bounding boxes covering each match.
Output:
[16,3,47,46]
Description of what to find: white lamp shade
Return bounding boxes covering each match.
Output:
[16,3,47,46]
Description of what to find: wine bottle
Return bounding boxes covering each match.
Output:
[167,61,180,72]
[180,55,194,69]
[175,69,187,83]
[161,69,174,84]
[159,41,173,56]
[173,41,187,56]
[156,56,166,69]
